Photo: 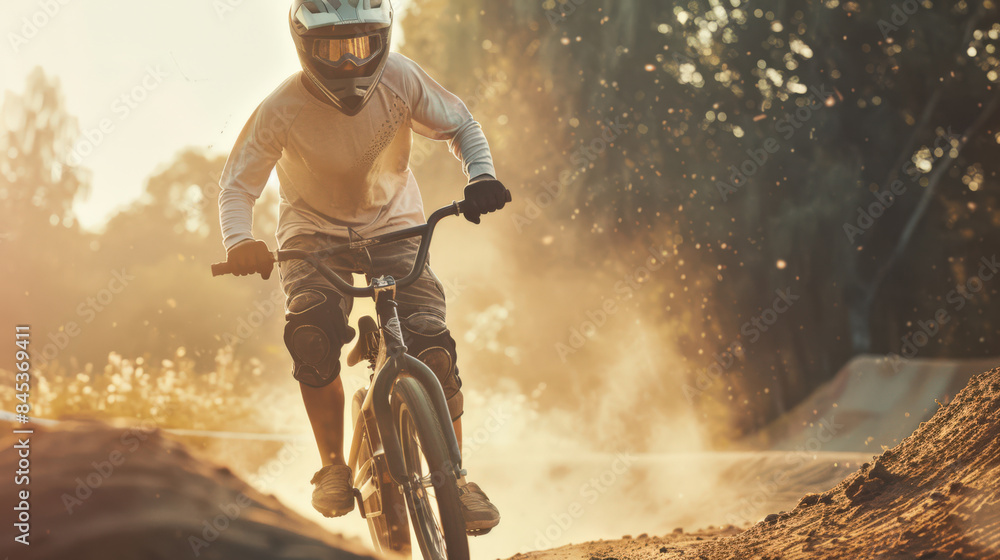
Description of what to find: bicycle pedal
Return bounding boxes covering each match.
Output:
[353,488,367,518]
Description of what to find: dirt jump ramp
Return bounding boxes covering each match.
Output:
[748,355,999,452]
[0,419,380,560]
[698,365,1000,559]
[516,366,1000,560]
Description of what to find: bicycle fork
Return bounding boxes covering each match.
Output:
[351,277,464,496]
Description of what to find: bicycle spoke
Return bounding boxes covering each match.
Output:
[413,430,426,458]
[391,378,467,560]
[400,405,449,558]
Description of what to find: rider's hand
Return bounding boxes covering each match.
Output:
[227,239,275,279]
[462,177,511,224]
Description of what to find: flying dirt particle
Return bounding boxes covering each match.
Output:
[672,527,684,534]
[929,490,946,501]
[659,546,669,553]
[764,513,779,523]
[948,481,965,494]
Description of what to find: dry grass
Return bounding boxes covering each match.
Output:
[0,346,300,433]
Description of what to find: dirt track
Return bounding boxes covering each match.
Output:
[516,367,1000,560]
[0,419,378,560]
[506,526,742,560]
[4,366,1000,559]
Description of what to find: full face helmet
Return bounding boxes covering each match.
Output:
[289,0,394,116]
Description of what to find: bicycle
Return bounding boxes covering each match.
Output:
[212,201,478,559]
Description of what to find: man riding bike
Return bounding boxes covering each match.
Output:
[217,0,507,534]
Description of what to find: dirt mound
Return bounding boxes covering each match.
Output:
[517,367,1000,560]
[0,419,378,560]
[698,366,1000,560]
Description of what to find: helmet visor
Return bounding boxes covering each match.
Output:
[312,34,383,67]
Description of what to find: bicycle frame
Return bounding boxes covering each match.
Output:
[346,275,464,489]
[264,201,467,488]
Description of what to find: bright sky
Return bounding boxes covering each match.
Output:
[2,0,411,230]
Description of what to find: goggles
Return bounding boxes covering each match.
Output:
[312,33,383,67]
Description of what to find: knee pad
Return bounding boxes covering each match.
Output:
[402,312,463,421]
[284,288,355,388]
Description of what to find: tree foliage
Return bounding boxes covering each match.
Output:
[401,0,1000,439]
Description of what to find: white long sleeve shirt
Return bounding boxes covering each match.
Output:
[218,52,496,250]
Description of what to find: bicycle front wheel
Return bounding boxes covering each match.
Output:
[392,376,469,560]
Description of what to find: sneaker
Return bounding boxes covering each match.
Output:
[310,464,355,517]
[458,481,500,535]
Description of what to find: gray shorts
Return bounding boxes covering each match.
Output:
[279,234,448,322]
[278,233,463,419]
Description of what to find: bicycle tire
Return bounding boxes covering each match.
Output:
[392,376,469,560]
[354,388,411,555]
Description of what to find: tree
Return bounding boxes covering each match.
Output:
[401,0,1000,441]
[0,67,89,237]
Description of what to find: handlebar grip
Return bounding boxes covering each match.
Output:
[505,190,512,203]
[211,262,235,277]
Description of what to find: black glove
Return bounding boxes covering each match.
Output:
[462,179,511,224]
[227,239,275,279]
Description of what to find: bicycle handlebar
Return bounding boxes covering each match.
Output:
[211,200,466,298]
